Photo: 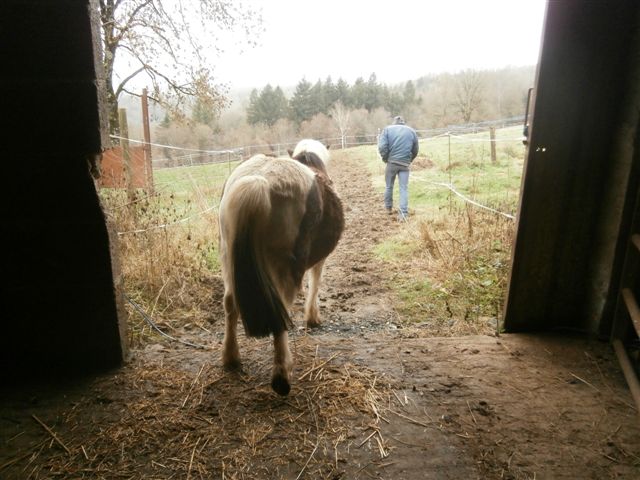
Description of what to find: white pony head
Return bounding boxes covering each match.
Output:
[290,139,330,166]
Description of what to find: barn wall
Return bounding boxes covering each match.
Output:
[504,1,640,333]
[0,0,126,379]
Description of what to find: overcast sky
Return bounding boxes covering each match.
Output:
[215,0,547,89]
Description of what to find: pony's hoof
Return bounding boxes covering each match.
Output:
[223,358,242,372]
[271,374,291,396]
[305,319,321,329]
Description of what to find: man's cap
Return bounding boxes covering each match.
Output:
[393,116,405,125]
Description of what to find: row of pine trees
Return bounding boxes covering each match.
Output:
[246,74,417,127]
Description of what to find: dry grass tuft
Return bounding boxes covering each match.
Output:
[391,204,515,336]
[99,187,223,347]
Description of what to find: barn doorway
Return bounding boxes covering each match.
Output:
[2,2,640,479]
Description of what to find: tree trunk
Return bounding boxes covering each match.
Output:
[104,57,120,136]
[99,0,120,136]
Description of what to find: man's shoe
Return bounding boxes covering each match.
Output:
[386,208,393,215]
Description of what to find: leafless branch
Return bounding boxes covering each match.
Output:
[115,66,146,98]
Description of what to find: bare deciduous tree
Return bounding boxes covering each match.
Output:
[329,102,351,148]
[299,113,333,142]
[98,0,262,133]
[453,69,485,124]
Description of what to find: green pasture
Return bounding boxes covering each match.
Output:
[346,125,525,218]
[149,125,525,220]
[152,160,238,206]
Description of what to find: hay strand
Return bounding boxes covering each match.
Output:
[31,414,71,455]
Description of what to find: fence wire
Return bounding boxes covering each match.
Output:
[107,117,525,234]
[112,116,524,170]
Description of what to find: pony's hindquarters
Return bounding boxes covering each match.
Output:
[218,154,339,396]
[219,156,316,395]
[219,175,291,339]
[219,170,296,395]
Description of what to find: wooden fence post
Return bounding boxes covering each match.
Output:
[141,88,154,194]
[448,133,452,213]
[118,108,135,202]
[490,126,497,164]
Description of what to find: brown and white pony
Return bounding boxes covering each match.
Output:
[218,141,343,396]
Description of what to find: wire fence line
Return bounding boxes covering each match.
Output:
[117,116,525,170]
[110,117,525,235]
[117,172,518,238]
[423,181,516,220]
[116,203,219,236]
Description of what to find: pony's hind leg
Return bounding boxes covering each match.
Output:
[304,259,325,328]
[271,331,293,396]
[222,290,241,370]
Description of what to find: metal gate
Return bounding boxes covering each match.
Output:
[611,183,640,412]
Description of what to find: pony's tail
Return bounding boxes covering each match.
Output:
[223,176,291,338]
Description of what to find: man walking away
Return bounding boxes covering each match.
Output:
[378,116,419,220]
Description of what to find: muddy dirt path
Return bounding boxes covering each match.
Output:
[293,149,403,335]
[1,152,639,479]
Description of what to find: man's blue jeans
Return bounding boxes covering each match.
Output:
[384,162,410,216]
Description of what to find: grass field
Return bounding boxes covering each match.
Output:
[348,125,524,218]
